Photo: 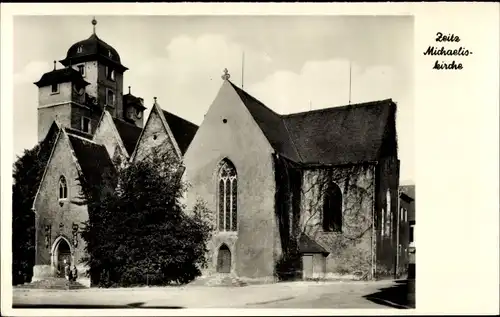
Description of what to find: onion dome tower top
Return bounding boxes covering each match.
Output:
[59,17,128,72]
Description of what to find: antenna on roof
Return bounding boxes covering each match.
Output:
[241,51,245,89]
[348,61,352,105]
[53,61,56,71]
[128,86,131,94]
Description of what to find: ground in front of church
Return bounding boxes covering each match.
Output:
[12,279,413,309]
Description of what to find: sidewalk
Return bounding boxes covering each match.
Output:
[13,280,397,309]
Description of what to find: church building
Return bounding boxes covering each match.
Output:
[31,19,198,286]
[30,19,401,287]
[184,70,400,282]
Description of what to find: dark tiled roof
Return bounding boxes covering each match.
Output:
[400,185,415,201]
[34,68,89,88]
[112,118,142,156]
[230,82,302,162]
[161,110,198,155]
[67,134,117,192]
[299,234,329,255]
[64,127,93,140]
[60,33,126,71]
[283,100,396,165]
[229,81,397,165]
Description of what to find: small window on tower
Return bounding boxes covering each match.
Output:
[106,89,115,106]
[51,83,59,94]
[77,46,83,53]
[77,65,85,77]
[81,117,91,133]
[106,67,115,81]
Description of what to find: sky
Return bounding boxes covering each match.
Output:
[13,15,414,184]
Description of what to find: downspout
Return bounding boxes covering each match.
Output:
[32,207,38,278]
[371,164,377,280]
[395,189,400,279]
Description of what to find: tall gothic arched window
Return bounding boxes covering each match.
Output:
[59,176,68,200]
[323,181,342,233]
[218,159,237,232]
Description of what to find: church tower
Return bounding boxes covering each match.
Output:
[34,18,144,142]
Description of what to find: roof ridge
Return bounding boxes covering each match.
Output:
[161,109,199,128]
[113,117,142,129]
[228,81,282,117]
[282,98,394,118]
[67,132,98,144]
[281,118,303,162]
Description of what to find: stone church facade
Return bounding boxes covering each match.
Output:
[30,20,401,286]
[183,79,400,281]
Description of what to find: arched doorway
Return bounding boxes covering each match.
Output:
[52,237,72,277]
[216,244,231,273]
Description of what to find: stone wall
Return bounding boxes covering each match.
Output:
[300,164,376,279]
[374,156,400,278]
[33,132,89,281]
[132,106,177,163]
[38,104,71,142]
[183,81,278,279]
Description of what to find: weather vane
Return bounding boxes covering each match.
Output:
[92,17,97,34]
[221,68,230,81]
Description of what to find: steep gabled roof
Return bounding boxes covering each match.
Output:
[299,234,330,255]
[161,110,199,155]
[283,99,396,165]
[112,118,142,155]
[228,81,397,165]
[399,184,415,201]
[67,134,117,192]
[64,127,93,140]
[230,82,301,162]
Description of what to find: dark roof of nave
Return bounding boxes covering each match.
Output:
[399,184,415,201]
[59,33,127,71]
[229,81,397,166]
[161,110,199,155]
[34,67,90,88]
[230,82,302,162]
[64,127,93,140]
[112,118,143,155]
[299,234,330,255]
[67,134,117,191]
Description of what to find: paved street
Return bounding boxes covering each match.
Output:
[13,279,411,309]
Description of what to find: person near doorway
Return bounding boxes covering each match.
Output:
[72,265,78,282]
[64,260,71,281]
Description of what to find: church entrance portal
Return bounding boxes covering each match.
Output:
[53,237,72,277]
[216,244,231,273]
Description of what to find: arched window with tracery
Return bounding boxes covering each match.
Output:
[217,159,237,232]
[323,180,342,233]
[59,176,68,200]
